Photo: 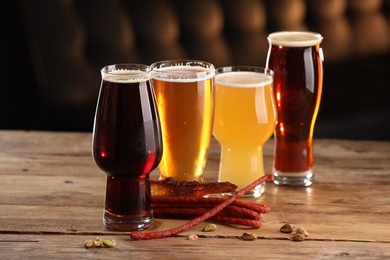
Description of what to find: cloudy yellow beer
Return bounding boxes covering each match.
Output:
[213,68,276,196]
[151,60,215,181]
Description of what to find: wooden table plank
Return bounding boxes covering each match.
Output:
[1,194,389,242]
[0,234,389,259]
[0,130,390,258]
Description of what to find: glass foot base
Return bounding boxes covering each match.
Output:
[221,182,265,198]
[103,210,153,231]
[273,169,314,186]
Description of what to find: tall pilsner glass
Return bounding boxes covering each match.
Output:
[266,31,324,186]
[151,60,215,182]
[92,64,162,231]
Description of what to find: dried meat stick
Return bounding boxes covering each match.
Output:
[151,197,270,214]
[153,213,263,228]
[153,205,260,221]
[220,205,261,220]
[151,201,270,215]
[231,200,271,214]
[210,216,263,228]
[129,174,273,240]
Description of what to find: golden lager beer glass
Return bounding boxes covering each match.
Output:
[151,60,215,181]
[266,31,324,186]
[213,66,277,197]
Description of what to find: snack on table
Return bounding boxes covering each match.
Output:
[150,177,238,197]
[130,174,273,240]
[149,178,270,229]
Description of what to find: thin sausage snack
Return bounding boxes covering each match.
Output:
[130,174,273,240]
[151,196,270,214]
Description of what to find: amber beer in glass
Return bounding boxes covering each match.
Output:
[266,31,324,186]
[213,67,277,197]
[151,60,215,181]
[92,64,162,231]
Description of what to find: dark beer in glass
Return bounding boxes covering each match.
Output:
[92,64,162,231]
[266,31,323,186]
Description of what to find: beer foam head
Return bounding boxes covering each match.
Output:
[268,31,323,47]
[215,71,273,88]
[151,65,215,82]
[102,68,151,83]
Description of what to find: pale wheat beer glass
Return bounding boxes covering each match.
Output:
[266,31,324,186]
[151,60,215,181]
[213,66,277,197]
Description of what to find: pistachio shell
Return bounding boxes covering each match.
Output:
[84,239,94,248]
[187,234,199,240]
[103,239,117,248]
[202,223,217,232]
[292,233,306,242]
[280,223,294,233]
[241,232,257,241]
[295,227,309,237]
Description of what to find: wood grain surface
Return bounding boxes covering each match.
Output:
[0,130,389,259]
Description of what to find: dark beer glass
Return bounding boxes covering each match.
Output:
[266,31,324,186]
[92,64,162,231]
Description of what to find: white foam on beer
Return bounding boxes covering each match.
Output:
[102,69,150,83]
[215,71,272,88]
[151,65,215,82]
[268,31,323,47]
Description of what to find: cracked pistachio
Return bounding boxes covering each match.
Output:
[84,239,94,248]
[103,239,117,248]
[295,227,309,237]
[241,232,257,241]
[84,237,117,248]
[280,223,294,233]
[202,223,217,232]
[187,234,199,240]
[93,237,104,247]
[292,233,306,242]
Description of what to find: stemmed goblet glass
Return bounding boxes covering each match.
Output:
[92,64,162,231]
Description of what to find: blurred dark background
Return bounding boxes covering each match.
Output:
[1,0,389,140]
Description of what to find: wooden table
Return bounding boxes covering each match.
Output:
[0,130,389,259]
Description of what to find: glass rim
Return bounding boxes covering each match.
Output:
[101,63,152,74]
[216,66,273,76]
[267,31,323,47]
[215,66,273,87]
[100,64,152,83]
[150,59,215,82]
